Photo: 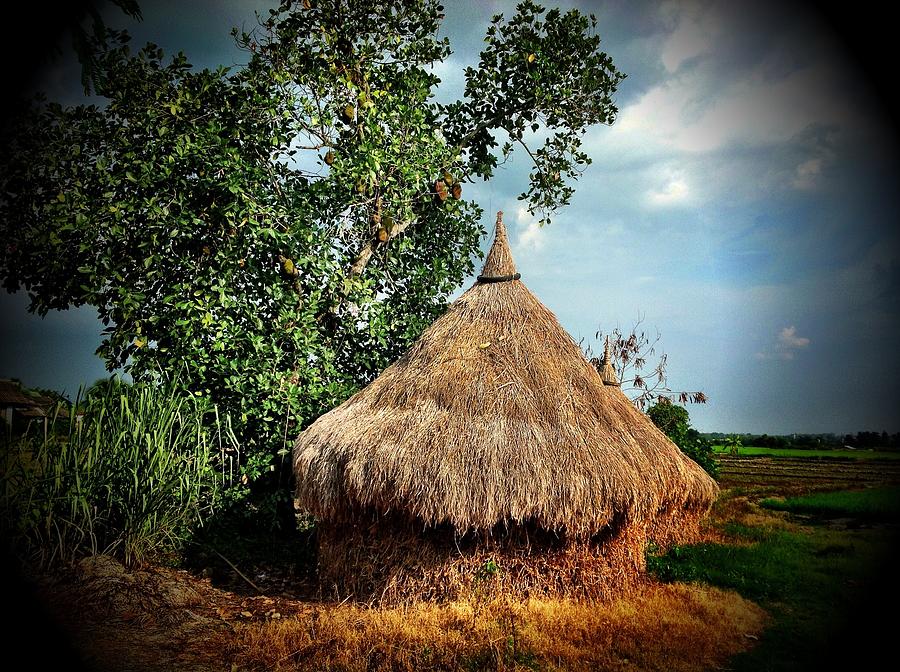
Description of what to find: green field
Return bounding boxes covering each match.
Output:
[712,445,900,460]
[761,486,900,520]
[649,484,899,670]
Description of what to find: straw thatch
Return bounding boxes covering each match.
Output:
[294,212,718,602]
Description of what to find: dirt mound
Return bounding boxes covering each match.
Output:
[37,557,230,671]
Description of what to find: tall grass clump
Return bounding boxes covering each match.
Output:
[1,381,233,568]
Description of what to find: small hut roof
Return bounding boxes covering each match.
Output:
[19,394,68,418]
[598,337,619,386]
[0,380,37,407]
[294,213,717,535]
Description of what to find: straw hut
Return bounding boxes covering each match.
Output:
[293,212,718,603]
[1,379,40,437]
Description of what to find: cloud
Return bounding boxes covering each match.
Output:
[659,2,715,72]
[792,158,823,190]
[615,64,855,155]
[513,206,545,251]
[647,172,690,207]
[428,54,467,104]
[788,132,837,191]
[756,325,810,360]
[778,325,810,349]
[600,0,873,161]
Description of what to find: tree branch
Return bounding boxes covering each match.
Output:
[348,215,413,277]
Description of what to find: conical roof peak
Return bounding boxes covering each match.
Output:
[600,336,620,386]
[478,211,519,281]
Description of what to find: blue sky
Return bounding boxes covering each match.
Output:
[2,0,898,434]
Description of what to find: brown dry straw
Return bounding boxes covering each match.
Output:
[294,211,718,602]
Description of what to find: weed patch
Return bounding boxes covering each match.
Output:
[1,383,230,567]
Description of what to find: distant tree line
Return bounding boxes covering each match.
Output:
[703,432,900,451]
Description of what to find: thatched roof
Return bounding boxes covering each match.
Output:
[0,379,37,407]
[294,213,717,536]
[0,381,67,417]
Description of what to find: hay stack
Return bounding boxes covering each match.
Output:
[294,212,718,603]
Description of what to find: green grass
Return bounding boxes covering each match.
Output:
[760,486,900,521]
[648,496,899,670]
[712,445,900,459]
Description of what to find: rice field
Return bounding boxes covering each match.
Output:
[761,485,900,520]
[712,445,900,460]
[715,453,900,489]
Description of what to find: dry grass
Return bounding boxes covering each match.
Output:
[316,515,648,604]
[709,490,802,536]
[38,552,768,672]
[228,582,767,671]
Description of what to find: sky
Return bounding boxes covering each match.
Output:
[2,0,898,435]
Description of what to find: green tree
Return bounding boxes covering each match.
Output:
[723,434,743,456]
[647,399,718,479]
[0,0,625,505]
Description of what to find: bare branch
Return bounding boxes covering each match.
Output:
[584,318,707,410]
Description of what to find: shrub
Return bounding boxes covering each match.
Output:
[0,381,233,567]
[647,400,719,478]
